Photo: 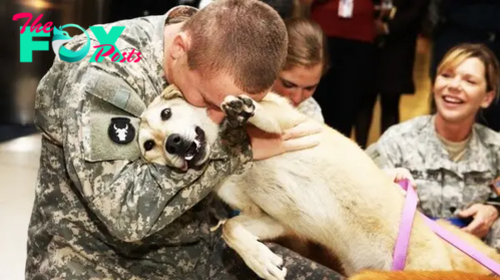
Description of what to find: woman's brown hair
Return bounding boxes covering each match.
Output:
[282,17,329,75]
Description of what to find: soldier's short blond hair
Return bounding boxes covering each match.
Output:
[437,43,500,101]
[181,0,288,95]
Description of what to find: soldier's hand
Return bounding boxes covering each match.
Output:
[247,119,322,161]
[459,204,499,238]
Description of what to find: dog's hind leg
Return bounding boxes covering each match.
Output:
[222,213,289,280]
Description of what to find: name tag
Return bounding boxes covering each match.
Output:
[338,0,354,18]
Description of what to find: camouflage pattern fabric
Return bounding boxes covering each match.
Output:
[297,97,325,123]
[366,115,500,250]
[26,4,345,279]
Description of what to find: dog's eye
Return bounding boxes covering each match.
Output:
[143,140,155,151]
[161,108,171,121]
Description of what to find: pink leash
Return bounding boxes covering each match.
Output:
[392,179,500,275]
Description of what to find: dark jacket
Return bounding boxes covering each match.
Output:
[373,0,429,95]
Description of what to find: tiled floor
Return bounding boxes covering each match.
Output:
[0,134,41,280]
[0,38,433,280]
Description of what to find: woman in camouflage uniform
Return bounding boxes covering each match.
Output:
[271,17,329,123]
[367,43,500,250]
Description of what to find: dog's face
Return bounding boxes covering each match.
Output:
[138,87,219,171]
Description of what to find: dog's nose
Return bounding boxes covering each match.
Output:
[166,134,192,156]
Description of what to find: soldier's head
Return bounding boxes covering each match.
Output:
[163,0,288,123]
[431,43,500,125]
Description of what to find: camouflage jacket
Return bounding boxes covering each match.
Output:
[367,115,500,220]
[297,97,325,123]
[26,6,253,279]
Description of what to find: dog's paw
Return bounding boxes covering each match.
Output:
[241,241,287,280]
[221,95,255,128]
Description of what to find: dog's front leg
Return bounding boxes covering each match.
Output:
[222,213,288,280]
[221,95,285,134]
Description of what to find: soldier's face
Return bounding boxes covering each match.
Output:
[175,68,267,124]
[166,33,268,123]
[434,57,495,124]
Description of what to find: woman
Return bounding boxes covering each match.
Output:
[425,0,500,132]
[367,43,500,249]
[272,17,329,123]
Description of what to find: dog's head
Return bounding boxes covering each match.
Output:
[138,85,219,171]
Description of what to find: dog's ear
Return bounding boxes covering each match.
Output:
[161,84,184,100]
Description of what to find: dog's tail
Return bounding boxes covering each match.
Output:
[348,270,498,280]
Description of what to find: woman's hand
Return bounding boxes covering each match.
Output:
[459,204,499,238]
[247,119,323,161]
[384,168,417,188]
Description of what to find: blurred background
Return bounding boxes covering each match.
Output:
[0,0,201,142]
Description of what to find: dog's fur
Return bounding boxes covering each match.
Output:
[138,85,500,280]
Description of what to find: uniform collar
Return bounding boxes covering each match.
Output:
[419,115,492,176]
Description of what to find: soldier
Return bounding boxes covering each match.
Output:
[26,0,346,279]
[366,43,500,251]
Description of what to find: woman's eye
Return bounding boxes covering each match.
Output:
[161,108,171,121]
[144,140,155,151]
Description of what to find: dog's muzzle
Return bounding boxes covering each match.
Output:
[165,127,205,161]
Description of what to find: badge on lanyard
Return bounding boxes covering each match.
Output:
[338,0,354,18]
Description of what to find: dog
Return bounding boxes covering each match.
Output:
[138,85,500,280]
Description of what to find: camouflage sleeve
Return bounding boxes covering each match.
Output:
[365,128,404,169]
[297,97,325,123]
[486,148,500,208]
[56,57,251,243]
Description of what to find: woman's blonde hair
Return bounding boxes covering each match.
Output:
[437,43,500,98]
[282,17,329,75]
[431,43,500,113]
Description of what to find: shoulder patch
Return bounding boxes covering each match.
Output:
[108,117,136,144]
[84,111,141,163]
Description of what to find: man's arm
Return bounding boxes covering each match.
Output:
[51,62,251,243]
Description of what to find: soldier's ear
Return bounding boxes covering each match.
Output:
[161,85,184,100]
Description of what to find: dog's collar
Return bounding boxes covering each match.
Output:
[393,180,500,275]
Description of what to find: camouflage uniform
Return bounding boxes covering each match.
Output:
[26,5,345,279]
[297,97,325,123]
[366,115,500,250]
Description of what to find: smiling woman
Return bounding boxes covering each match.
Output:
[431,44,500,140]
[366,43,500,250]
